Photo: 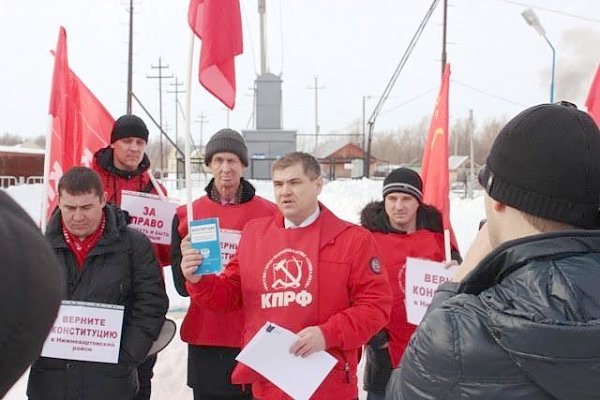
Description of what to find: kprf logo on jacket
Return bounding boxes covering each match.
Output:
[261,248,314,309]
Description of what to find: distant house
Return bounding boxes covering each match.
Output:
[314,140,386,179]
[0,144,45,187]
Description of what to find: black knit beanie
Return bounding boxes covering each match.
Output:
[478,102,600,228]
[110,114,149,143]
[204,128,248,166]
[382,167,423,202]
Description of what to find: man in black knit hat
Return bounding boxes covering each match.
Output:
[170,128,276,400]
[360,167,460,400]
[92,114,170,400]
[387,102,600,399]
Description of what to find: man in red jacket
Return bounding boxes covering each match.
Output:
[171,128,277,400]
[92,114,169,400]
[180,152,392,400]
[359,167,461,400]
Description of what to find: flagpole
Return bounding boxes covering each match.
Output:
[444,229,451,263]
[184,31,195,226]
[40,116,54,232]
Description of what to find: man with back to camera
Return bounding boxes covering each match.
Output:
[92,114,170,399]
[171,128,277,400]
[386,102,600,399]
[359,167,461,400]
[0,191,65,398]
[27,166,168,400]
[180,151,392,400]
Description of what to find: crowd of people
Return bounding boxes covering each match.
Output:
[2,101,600,400]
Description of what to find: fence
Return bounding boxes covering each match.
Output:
[0,175,44,188]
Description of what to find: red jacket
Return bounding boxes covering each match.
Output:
[371,230,445,367]
[177,195,277,348]
[92,147,171,267]
[187,205,392,400]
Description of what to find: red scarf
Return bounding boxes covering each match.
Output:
[62,212,106,269]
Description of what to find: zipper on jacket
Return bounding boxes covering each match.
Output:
[344,361,350,383]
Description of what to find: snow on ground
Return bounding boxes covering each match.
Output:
[2,177,485,399]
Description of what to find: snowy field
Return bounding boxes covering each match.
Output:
[3,177,485,399]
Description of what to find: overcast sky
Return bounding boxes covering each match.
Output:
[1,0,599,145]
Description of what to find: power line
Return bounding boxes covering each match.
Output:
[501,0,600,23]
[452,79,526,107]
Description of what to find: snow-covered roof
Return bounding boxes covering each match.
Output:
[0,145,45,155]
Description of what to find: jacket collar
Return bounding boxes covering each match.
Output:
[458,229,600,295]
[46,204,129,253]
[94,146,151,179]
[204,177,256,204]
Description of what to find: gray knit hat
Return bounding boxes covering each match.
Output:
[204,129,248,166]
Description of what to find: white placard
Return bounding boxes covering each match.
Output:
[120,190,179,245]
[236,322,337,400]
[220,228,241,265]
[405,257,457,326]
[41,300,125,364]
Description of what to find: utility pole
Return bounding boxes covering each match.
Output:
[195,112,209,150]
[167,78,185,147]
[126,0,134,114]
[146,57,174,176]
[468,109,475,198]
[308,76,325,153]
[362,95,372,176]
[441,0,448,76]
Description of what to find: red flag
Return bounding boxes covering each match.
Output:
[188,0,243,109]
[45,27,113,223]
[585,63,600,127]
[421,64,458,253]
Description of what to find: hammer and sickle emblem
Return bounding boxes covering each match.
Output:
[430,127,444,149]
[271,257,303,289]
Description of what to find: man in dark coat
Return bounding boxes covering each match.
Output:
[27,166,168,400]
[387,102,600,399]
[0,191,65,398]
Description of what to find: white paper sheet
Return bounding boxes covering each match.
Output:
[235,321,337,400]
[405,257,458,325]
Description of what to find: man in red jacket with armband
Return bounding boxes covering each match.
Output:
[359,167,461,400]
[171,128,277,400]
[180,152,392,400]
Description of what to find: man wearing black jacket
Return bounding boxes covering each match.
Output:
[27,167,168,400]
[387,102,600,399]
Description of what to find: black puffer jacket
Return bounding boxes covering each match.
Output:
[386,230,600,400]
[27,205,169,400]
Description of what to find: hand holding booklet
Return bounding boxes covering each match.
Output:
[189,218,223,275]
[236,322,337,400]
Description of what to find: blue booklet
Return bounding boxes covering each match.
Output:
[189,218,223,275]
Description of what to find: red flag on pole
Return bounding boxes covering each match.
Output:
[188,0,243,109]
[585,63,600,127]
[43,27,113,225]
[421,64,458,258]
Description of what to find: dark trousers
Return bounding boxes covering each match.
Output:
[188,345,252,400]
[132,355,157,400]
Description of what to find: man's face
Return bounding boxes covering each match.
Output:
[209,152,244,194]
[272,163,322,225]
[58,190,106,240]
[111,137,147,171]
[384,192,420,232]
